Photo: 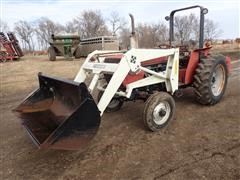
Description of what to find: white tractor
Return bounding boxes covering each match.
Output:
[14,5,229,150]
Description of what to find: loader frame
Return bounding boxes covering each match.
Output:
[74,48,179,115]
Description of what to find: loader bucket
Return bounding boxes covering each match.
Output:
[13,73,101,150]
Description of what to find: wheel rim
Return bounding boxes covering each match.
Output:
[153,101,171,125]
[211,64,226,96]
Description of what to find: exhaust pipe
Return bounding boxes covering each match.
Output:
[129,13,138,49]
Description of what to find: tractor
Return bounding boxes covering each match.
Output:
[48,34,81,61]
[14,5,230,150]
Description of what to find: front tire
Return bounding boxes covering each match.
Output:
[193,55,228,105]
[143,92,175,132]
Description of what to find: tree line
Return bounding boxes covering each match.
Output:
[0,10,221,52]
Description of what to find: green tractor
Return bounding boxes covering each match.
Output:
[48,34,81,61]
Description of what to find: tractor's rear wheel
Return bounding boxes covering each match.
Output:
[143,92,175,132]
[193,55,228,105]
[48,46,56,61]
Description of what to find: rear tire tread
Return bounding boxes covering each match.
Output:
[193,54,228,105]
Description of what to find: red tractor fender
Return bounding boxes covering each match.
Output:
[184,47,211,85]
[184,47,231,85]
[184,51,200,84]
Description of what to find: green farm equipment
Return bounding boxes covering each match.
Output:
[48,34,81,61]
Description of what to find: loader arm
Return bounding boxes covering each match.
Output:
[74,48,179,115]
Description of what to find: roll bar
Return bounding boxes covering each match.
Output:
[165,5,208,48]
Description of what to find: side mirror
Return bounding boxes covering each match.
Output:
[165,16,170,21]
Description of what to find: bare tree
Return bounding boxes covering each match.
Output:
[204,19,222,41]
[157,22,169,42]
[73,10,109,38]
[35,17,65,50]
[136,22,168,48]
[0,19,9,33]
[137,23,155,48]
[174,13,198,45]
[14,20,35,51]
[173,13,222,46]
[108,11,127,36]
[119,27,130,49]
[65,21,77,34]
[6,9,223,52]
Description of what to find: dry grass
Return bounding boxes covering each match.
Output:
[0,54,239,180]
[0,56,84,99]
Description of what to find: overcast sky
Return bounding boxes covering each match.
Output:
[1,0,239,39]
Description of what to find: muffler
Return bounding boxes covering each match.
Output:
[13,73,101,150]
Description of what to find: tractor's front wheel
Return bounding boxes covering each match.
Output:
[48,46,56,61]
[143,92,175,132]
[193,55,228,105]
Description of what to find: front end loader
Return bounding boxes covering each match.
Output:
[13,5,230,150]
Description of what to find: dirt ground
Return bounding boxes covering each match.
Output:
[0,55,240,180]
